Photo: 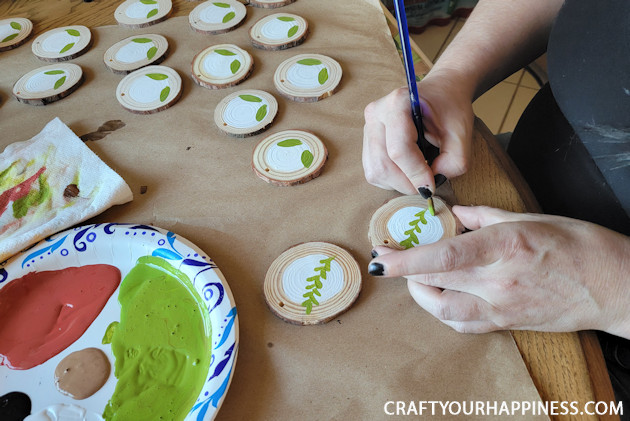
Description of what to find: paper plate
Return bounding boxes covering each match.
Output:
[0,223,238,421]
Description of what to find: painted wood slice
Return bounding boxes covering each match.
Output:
[274,54,342,102]
[12,63,84,105]
[252,130,327,186]
[104,34,169,74]
[249,13,308,50]
[0,18,33,52]
[214,89,278,137]
[115,0,173,28]
[189,0,247,35]
[368,196,463,250]
[264,242,361,325]
[31,26,92,62]
[116,65,182,114]
[192,44,253,89]
[249,0,296,9]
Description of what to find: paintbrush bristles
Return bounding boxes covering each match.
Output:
[427,197,435,216]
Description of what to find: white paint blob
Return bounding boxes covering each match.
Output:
[24,71,64,92]
[203,52,244,78]
[387,206,444,246]
[199,4,235,24]
[128,76,170,103]
[223,97,269,129]
[115,41,154,63]
[0,24,18,42]
[25,404,104,421]
[281,254,344,304]
[260,19,297,40]
[266,141,311,172]
[124,2,159,19]
[41,31,78,54]
[286,63,327,89]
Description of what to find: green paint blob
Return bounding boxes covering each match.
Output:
[103,256,211,421]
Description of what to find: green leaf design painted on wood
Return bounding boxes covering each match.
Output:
[318,68,328,85]
[1,33,18,43]
[140,0,158,4]
[230,59,241,75]
[10,21,22,30]
[301,256,335,315]
[213,2,231,7]
[54,76,66,90]
[44,70,65,75]
[215,49,236,56]
[65,29,80,37]
[256,104,268,122]
[133,37,153,43]
[277,139,302,147]
[147,8,158,19]
[287,25,298,38]
[147,46,157,60]
[301,150,314,168]
[146,73,168,80]
[223,12,236,23]
[160,86,170,102]
[239,94,262,103]
[59,42,75,54]
[399,209,429,249]
[297,58,322,66]
[277,16,295,22]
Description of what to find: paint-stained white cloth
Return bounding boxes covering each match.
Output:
[0,117,133,262]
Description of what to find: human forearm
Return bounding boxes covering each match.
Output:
[428,0,564,100]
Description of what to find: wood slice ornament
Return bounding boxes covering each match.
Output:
[104,34,169,74]
[214,89,278,137]
[274,54,342,102]
[191,44,253,89]
[189,0,247,35]
[249,13,308,50]
[12,63,83,105]
[249,0,296,8]
[31,26,92,62]
[368,196,463,250]
[252,130,327,186]
[0,18,33,52]
[264,242,361,325]
[115,0,173,28]
[116,65,182,114]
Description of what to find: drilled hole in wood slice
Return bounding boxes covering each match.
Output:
[214,89,278,137]
[368,196,463,250]
[31,25,92,62]
[13,63,84,105]
[0,17,33,52]
[191,44,254,89]
[263,242,361,325]
[274,53,342,102]
[189,0,246,35]
[104,34,169,74]
[252,130,328,186]
[115,0,173,28]
[249,13,308,50]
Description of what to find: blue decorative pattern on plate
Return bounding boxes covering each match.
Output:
[0,223,238,421]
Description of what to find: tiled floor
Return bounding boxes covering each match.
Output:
[411,18,543,135]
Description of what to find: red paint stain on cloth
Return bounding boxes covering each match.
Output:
[0,265,120,370]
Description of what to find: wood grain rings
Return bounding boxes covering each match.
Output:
[115,65,182,114]
[189,0,247,34]
[115,0,173,28]
[31,26,92,62]
[249,13,308,50]
[0,18,33,52]
[104,34,169,74]
[214,89,278,137]
[192,44,253,89]
[264,242,361,325]
[13,63,84,105]
[274,54,342,102]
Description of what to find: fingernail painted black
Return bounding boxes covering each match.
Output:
[371,249,379,258]
[434,173,447,188]
[368,262,384,276]
[417,187,432,199]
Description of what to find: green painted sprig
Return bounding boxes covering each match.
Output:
[399,209,428,249]
[302,256,335,315]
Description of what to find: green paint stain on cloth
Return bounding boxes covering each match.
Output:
[103,256,211,421]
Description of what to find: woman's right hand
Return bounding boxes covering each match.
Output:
[362,68,476,195]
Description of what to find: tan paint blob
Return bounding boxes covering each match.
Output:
[54,348,111,400]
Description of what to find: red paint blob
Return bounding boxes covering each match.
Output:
[0,265,120,370]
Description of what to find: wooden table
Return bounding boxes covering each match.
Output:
[0,1,617,419]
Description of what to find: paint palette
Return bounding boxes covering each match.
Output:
[0,224,238,421]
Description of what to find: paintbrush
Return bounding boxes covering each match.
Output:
[392,0,440,216]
